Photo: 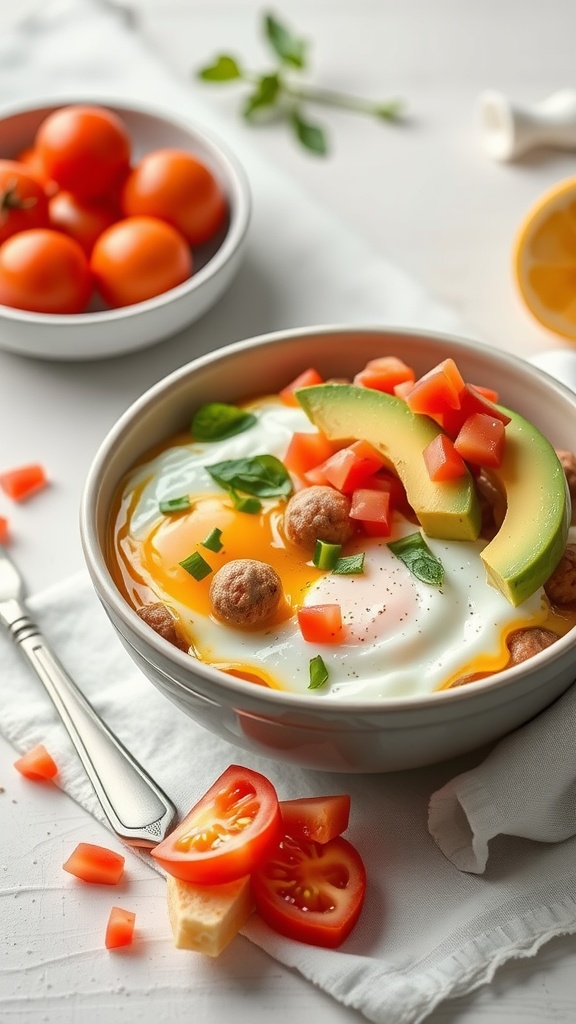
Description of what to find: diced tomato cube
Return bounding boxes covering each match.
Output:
[303,463,330,486]
[0,515,8,545]
[349,488,392,535]
[283,431,335,477]
[441,384,511,438]
[353,356,415,393]
[0,463,47,502]
[393,379,414,400]
[105,906,136,949]
[454,413,506,467]
[422,433,467,481]
[63,843,125,885]
[320,440,385,492]
[297,604,343,644]
[280,368,324,406]
[406,358,466,416]
[14,743,58,781]
[469,383,499,403]
[280,795,351,845]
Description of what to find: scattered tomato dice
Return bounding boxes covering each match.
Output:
[406,358,465,416]
[454,413,506,468]
[13,743,58,781]
[0,463,48,502]
[353,355,415,393]
[0,515,9,545]
[105,906,136,949]
[297,604,343,643]
[63,842,125,885]
[422,433,467,481]
[279,367,324,406]
[320,440,385,492]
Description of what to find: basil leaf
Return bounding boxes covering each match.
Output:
[198,55,242,81]
[291,109,328,155]
[387,533,445,587]
[191,402,257,441]
[243,73,281,119]
[308,654,329,690]
[265,13,307,68]
[231,493,262,514]
[207,455,293,498]
[332,553,365,575]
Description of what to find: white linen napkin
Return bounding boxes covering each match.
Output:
[1,2,576,1023]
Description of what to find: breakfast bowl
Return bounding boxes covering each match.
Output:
[0,98,250,360]
[80,325,576,773]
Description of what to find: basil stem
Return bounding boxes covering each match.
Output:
[387,533,445,587]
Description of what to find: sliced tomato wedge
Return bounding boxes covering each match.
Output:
[280,795,351,845]
[62,843,125,885]
[105,906,136,949]
[13,742,58,780]
[280,368,324,406]
[150,764,282,885]
[251,833,366,948]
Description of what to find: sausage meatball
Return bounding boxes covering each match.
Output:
[137,602,189,652]
[556,449,576,524]
[506,626,558,665]
[544,543,576,606]
[284,485,353,550]
[209,558,283,627]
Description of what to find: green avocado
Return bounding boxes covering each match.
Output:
[295,383,482,541]
[480,408,569,606]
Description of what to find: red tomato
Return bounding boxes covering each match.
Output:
[0,160,50,243]
[13,743,58,780]
[353,355,415,393]
[320,440,385,493]
[283,431,335,478]
[121,148,227,247]
[422,433,467,481]
[62,843,125,885]
[251,833,366,948]
[35,105,131,200]
[90,215,192,308]
[48,191,119,255]
[406,357,466,416]
[454,413,506,468]
[0,463,47,501]
[280,795,351,845]
[15,147,58,193]
[439,383,511,438]
[0,515,8,545]
[280,367,324,406]
[150,765,282,885]
[0,229,91,314]
[105,906,136,949]
[297,604,344,644]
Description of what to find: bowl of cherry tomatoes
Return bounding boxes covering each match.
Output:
[0,99,251,360]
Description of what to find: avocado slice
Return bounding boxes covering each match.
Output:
[296,383,482,541]
[480,408,569,606]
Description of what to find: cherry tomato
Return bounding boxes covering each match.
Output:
[0,229,92,314]
[150,765,282,885]
[280,795,351,845]
[35,105,131,200]
[90,215,192,308]
[121,148,228,246]
[0,160,50,244]
[251,833,366,948]
[14,147,58,194]
[48,191,119,255]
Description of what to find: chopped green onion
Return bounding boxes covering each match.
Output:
[179,551,213,581]
[201,527,223,552]
[332,553,365,575]
[159,495,191,514]
[191,402,257,441]
[387,532,444,586]
[313,540,342,570]
[308,654,329,690]
[232,493,262,514]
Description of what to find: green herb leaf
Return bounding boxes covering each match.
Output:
[332,553,365,575]
[308,654,329,690]
[159,495,191,514]
[198,54,243,81]
[313,540,342,570]
[201,527,223,552]
[191,402,257,441]
[232,493,262,514]
[387,533,445,587]
[179,551,213,581]
[207,455,293,498]
[265,12,307,68]
[243,74,281,119]
[290,109,328,155]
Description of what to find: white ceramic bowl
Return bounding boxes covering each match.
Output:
[80,325,576,772]
[0,99,251,360]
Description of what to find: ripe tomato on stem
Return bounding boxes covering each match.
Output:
[35,105,131,200]
[0,160,50,244]
[150,764,283,885]
[0,229,92,314]
[90,215,192,308]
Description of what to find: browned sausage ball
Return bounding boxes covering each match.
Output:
[544,543,576,606]
[209,558,283,627]
[137,602,189,652]
[556,449,576,524]
[284,485,353,550]
[506,626,559,665]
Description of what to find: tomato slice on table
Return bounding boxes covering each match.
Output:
[251,833,366,948]
[150,764,282,885]
[280,795,351,845]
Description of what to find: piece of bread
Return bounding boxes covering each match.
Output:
[166,873,254,957]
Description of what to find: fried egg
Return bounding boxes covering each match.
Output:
[110,396,563,699]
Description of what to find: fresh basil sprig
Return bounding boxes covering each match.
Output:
[191,402,257,441]
[207,454,293,499]
[387,533,445,587]
[197,11,404,156]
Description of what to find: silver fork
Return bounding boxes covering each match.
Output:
[0,545,177,848]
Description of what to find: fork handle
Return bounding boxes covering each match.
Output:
[3,599,176,847]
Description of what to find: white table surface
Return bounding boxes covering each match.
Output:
[2,1,576,1022]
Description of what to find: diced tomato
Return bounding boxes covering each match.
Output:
[0,515,9,545]
[469,383,499,403]
[454,413,506,468]
[393,379,414,400]
[283,431,335,477]
[349,488,392,535]
[320,440,385,492]
[251,833,366,948]
[297,604,343,643]
[353,356,415,393]
[13,743,58,781]
[150,765,282,885]
[280,368,324,406]
[422,433,467,481]
[440,384,511,438]
[280,795,351,845]
[63,843,125,885]
[0,463,47,502]
[406,358,466,416]
[105,906,136,949]
[303,463,330,486]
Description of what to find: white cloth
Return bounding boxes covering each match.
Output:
[1,3,576,1024]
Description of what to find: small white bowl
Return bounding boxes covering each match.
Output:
[0,99,251,361]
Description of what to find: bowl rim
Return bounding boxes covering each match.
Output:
[0,94,252,324]
[80,323,576,713]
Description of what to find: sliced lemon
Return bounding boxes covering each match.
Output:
[514,177,576,341]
